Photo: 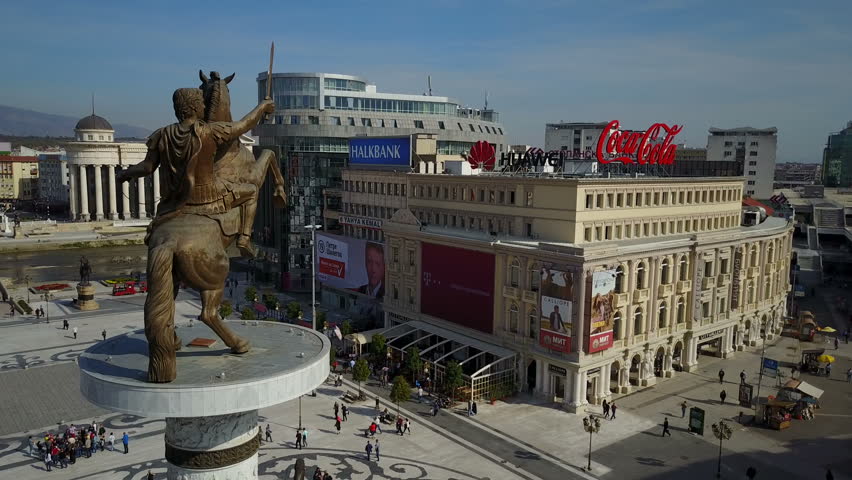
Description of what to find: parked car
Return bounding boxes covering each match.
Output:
[112,283,137,296]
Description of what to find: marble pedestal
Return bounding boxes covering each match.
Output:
[78,321,329,479]
[75,283,99,311]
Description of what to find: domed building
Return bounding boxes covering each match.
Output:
[65,110,153,221]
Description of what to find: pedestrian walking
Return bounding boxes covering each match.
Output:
[73,327,78,340]
[265,424,272,442]
[122,432,128,454]
[718,369,725,384]
[418,386,423,403]
[662,418,671,437]
[834,337,839,350]
[375,396,380,411]
[396,417,403,435]
[28,436,35,457]
[301,428,308,447]
[102,329,107,341]
[403,418,411,435]
[680,401,688,418]
[108,433,115,451]
[610,403,617,419]
[826,363,832,377]
[740,370,746,384]
[467,400,473,416]
[365,440,373,461]
[342,405,349,421]
[335,416,341,434]
[63,319,68,330]
[602,399,610,419]
[295,430,302,449]
[44,451,52,471]
[147,470,155,480]
[375,438,380,461]
[720,389,727,404]
[472,401,477,416]
[334,402,339,418]
[846,368,852,383]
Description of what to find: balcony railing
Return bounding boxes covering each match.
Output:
[658,283,674,298]
[633,288,650,303]
[522,290,538,304]
[676,280,692,294]
[503,285,520,300]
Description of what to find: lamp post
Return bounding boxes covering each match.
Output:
[25,275,31,303]
[582,415,601,471]
[711,420,733,478]
[42,292,53,323]
[754,321,768,415]
[304,218,322,331]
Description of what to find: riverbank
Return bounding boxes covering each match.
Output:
[0,233,145,254]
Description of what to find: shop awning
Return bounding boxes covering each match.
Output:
[344,327,391,346]
[796,381,824,399]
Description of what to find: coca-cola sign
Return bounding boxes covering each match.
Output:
[596,120,683,165]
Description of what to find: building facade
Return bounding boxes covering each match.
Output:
[707,127,777,199]
[822,121,852,188]
[382,174,792,411]
[253,73,506,290]
[65,114,150,221]
[774,162,821,189]
[0,155,39,206]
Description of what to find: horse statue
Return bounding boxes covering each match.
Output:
[79,256,92,285]
[118,72,284,383]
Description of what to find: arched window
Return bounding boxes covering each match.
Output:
[529,264,540,292]
[613,312,622,340]
[767,244,774,263]
[658,301,668,328]
[660,258,670,285]
[679,255,689,281]
[509,303,519,333]
[615,265,625,293]
[676,297,686,324]
[528,308,537,339]
[636,261,647,289]
[633,307,644,336]
[509,258,520,287]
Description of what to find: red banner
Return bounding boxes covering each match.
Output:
[421,243,495,333]
[588,331,614,353]
[540,330,571,353]
[319,257,346,278]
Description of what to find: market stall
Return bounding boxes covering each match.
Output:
[757,399,796,430]
[776,379,824,420]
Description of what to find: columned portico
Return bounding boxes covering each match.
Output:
[121,171,131,219]
[79,165,89,221]
[93,165,104,221]
[137,177,147,219]
[153,171,161,213]
[68,167,78,220]
[107,165,118,220]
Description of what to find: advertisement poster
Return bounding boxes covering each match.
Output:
[421,243,495,333]
[762,358,779,378]
[738,383,754,407]
[316,233,385,299]
[588,270,617,353]
[689,407,705,436]
[539,265,573,353]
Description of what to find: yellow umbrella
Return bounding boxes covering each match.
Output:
[816,354,835,363]
[819,326,837,333]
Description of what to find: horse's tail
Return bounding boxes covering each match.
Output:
[144,241,177,382]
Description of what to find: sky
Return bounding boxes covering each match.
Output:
[1,0,850,163]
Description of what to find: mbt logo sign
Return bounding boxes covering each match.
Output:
[540,330,571,353]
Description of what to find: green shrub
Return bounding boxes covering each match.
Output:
[17,299,32,315]
[240,306,257,320]
[219,301,233,319]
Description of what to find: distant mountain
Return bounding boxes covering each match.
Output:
[0,105,150,138]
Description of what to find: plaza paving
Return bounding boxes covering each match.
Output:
[0,281,850,479]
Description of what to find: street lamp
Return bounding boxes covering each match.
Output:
[582,415,602,471]
[42,292,53,323]
[711,420,733,479]
[754,320,768,415]
[304,218,322,332]
[25,275,31,303]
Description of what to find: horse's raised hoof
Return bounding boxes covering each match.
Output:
[231,338,250,355]
[237,236,257,258]
[273,186,287,209]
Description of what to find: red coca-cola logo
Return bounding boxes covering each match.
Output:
[467,141,496,170]
[595,120,683,165]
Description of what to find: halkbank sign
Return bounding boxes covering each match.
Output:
[348,136,412,167]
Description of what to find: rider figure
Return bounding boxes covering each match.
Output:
[117,88,273,257]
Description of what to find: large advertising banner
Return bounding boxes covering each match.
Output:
[348,136,412,167]
[316,233,385,299]
[539,265,573,353]
[421,243,495,333]
[588,270,617,353]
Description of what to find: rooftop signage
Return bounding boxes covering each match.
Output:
[499,120,684,169]
[466,141,495,170]
[348,136,411,168]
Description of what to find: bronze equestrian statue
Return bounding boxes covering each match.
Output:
[117,78,281,383]
[79,256,92,285]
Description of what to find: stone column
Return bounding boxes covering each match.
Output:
[137,177,146,219]
[107,165,118,220]
[153,169,161,213]
[68,166,78,220]
[93,165,104,221]
[165,410,260,479]
[601,363,612,398]
[121,171,131,220]
[574,269,587,356]
[684,337,699,372]
[79,165,89,221]
[664,349,674,377]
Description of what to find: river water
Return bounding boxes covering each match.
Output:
[0,245,149,284]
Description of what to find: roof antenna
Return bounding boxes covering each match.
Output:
[427,75,432,96]
[485,90,489,110]
[91,92,95,116]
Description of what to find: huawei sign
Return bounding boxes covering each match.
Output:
[466,141,496,170]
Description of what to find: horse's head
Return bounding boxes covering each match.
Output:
[199,70,235,122]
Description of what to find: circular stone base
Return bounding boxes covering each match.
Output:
[76,284,99,311]
[78,320,330,418]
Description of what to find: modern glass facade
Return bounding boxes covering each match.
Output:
[324,96,457,115]
[823,124,852,188]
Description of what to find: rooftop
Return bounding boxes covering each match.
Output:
[775,187,852,208]
[0,155,38,163]
[75,114,113,131]
[709,126,777,135]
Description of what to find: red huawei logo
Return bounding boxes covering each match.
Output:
[466,141,496,170]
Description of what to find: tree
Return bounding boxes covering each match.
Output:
[444,360,464,402]
[389,375,410,417]
[244,286,258,304]
[341,320,353,336]
[263,294,278,309]
[286,301,302,319]
[405,347,422,384]
[316,310,327,330]
[352,358,370,398]
[219,300,233,319]
[371,333,387,365]
[240,306,257,321]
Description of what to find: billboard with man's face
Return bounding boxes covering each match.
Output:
[539,264,573,353]
[588,269,617,353]
[316,233,385,299]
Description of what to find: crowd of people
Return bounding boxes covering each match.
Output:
[28,421,130,472]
